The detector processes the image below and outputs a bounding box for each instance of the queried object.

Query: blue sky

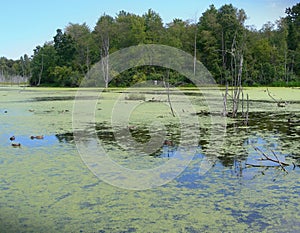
[0,0,298,60]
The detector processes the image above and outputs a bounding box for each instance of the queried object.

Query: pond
[0,86,299,232]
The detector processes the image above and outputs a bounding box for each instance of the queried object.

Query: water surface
[0,87,299,232]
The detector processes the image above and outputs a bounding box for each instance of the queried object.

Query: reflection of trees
[247,111,299,135]
[198,111,300,175]
[59,122,180,156]
[57,111,299,173]
[246,112,300,160]
[95,122,116,143]
[56,133,74,143]
[216,122,249,167]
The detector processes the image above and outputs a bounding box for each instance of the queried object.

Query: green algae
[0,86,299,232]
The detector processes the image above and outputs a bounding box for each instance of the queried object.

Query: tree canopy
[1,3,299,87]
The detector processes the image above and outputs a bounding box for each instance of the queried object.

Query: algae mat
[0,87,300,232]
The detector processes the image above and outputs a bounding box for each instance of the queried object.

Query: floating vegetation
[124,93,146,101]
[0,87,299,232]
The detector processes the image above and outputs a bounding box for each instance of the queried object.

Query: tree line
[1,3,299,87]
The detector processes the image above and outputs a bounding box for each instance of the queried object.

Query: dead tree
[245,93,249,125]
[96,15,112,88]
[230,33,244,118]
[37,54,44,86]
[266,88,287,107]
[222,31,249,120]
[222,83,228,117]
[101,35,109,89]
[193,23,197,77]
[163,69,175,117]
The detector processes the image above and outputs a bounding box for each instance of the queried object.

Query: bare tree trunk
[101,56,109,88]
[86,45,90,73]
[21,58,25,78]
[223,83,228,117]
[245,93,249,125]
[101,37,109,88]
[164,69,175,117]
[192,13,198,77]
[221,29,226,84]
[291,52,295,78]
[284,49,288,84]
[241,91,244,118]
[37,54,44,86]
[232,55,243,118]
[193,30,197,77]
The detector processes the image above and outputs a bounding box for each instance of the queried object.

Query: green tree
[217,4,247,81]
[11,4,300,87]
[65,23,96,75]
[51,65,81,86]
[20,54,31,78]
[30,43,58,85]
[53,29,76,66]
[115,11,146,48]
[143,9,164,43]
[93,14,116,88]
[285,3,300,77]
[198,5,222,82]
[163,19,189,49]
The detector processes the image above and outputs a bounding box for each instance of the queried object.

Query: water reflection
[55,133,74,143]
[51,139,297,187]
[57,110,299,161]
[31,109,299,188]
[2,134,58,148]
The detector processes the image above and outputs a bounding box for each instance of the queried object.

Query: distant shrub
[270,81,300,87]
[177,83,196,87]
[239,80,259,87]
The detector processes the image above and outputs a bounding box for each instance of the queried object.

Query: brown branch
[246,163,280,168]
[266,88,278,103]
[270,149,288,173]
[266,88,286,107]
[252,146,289,170]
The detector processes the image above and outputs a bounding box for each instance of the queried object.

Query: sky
[0,0,298,60]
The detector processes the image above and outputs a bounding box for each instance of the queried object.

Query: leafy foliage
[1,3,299,87]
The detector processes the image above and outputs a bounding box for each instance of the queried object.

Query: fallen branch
[252,146,289,173]
[245,163,280,168]
[266,88,286,107]
[270,149,288,173]
[253,146,289,166]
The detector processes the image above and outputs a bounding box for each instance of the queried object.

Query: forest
[0,3,299,87]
